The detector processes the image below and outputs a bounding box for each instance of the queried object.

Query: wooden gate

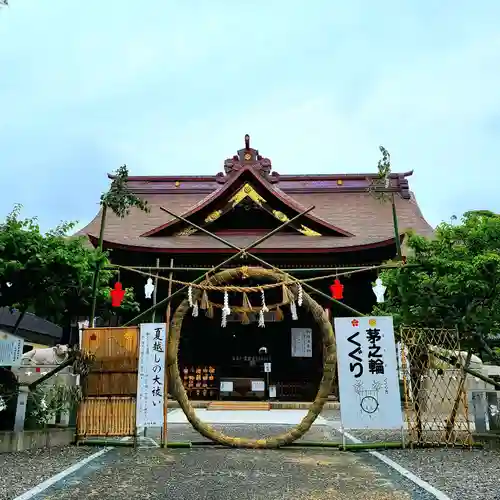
[77,327,139,439]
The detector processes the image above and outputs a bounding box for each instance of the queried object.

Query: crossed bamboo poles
[123,205,363,327]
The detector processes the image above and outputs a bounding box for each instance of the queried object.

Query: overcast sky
[1,1,499,231]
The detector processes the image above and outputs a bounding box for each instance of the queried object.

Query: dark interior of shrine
[177,282,324,401]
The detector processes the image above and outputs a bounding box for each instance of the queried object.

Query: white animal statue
[21,344,70,365]
[372,278,387,303]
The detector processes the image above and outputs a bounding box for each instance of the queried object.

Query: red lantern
[330,279,344,300]
[111,282,126,307]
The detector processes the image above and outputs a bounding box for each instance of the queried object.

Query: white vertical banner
[0,332,24,366]
[291,328,312,358]
[136,323,167,427]
[334,316,402,430]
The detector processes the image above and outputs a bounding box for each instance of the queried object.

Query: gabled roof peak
[221,134,279,182]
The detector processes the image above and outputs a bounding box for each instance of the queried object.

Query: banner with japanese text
[0,331,24,366]
[136,323,166,427]
[333,316,402,430]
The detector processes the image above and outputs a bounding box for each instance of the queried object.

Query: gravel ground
[383,448,500,500]
[28,446,428,499]
[0,445,102,500]
[2,409,498,499]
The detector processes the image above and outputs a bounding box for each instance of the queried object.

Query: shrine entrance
[178,298,323,402]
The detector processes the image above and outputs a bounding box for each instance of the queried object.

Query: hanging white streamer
[290,301,298,320]
[258,309,265,328]
[297,284,303,307]
[221,290,231,328]
[258,289,269,328]
[260,289,269,313]
[188,285,194,307]
[192,302,199,317]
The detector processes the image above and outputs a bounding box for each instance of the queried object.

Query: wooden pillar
[162,258,174,447]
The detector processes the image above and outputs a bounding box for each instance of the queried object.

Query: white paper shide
[334,316,402,430]
[136,323,167,427]
[291,328,312,358]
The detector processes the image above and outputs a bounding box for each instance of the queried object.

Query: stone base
[167,399,340,410]
[0,427,75,453]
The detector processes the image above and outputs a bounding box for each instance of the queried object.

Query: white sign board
[220,381,233,392]
[0,331,24,367]
[334,316,402,430]
[269,385,277,398]
[291,328,312,358]
[136,323,167,427]
[264,362,272,373]
[251,380,265,392]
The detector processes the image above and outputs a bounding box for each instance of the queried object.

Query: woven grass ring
[166,266,337,449]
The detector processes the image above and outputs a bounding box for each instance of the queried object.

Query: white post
[13,386,29,432]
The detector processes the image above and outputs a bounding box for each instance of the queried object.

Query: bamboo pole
[162,258,174,448]
[152,257,160,322]
[121,206,314,326]
[391,193,403,260]
[90,203,107,327]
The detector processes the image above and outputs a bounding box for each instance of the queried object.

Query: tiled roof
[77,188,433,252]
[77,136,432,252]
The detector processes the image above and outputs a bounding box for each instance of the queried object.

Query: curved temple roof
[78,136,433,253]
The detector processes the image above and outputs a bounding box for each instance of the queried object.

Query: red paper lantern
[330,279,344,300]
[111,282,126,307]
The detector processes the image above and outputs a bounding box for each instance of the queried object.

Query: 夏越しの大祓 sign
[136,323,167,427]
[333,316,402,430]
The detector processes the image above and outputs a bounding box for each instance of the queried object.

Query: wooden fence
[76,327,139,439]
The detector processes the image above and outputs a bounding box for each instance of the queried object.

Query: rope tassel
[205,303,214,319]
[282,284,295,304]
[240,312,250,325]
[200,290,209,310]
[242,292,252,310]
[275,305,284,321]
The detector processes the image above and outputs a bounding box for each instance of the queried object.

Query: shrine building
[78,136,433,401]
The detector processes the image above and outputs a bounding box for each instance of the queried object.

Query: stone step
[207,401,271,411]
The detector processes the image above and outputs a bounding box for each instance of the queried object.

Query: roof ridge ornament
[220,134,279,182]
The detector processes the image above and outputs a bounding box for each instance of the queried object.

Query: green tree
[0,204,139,341]
[374,210,500,359]
[89,164,149,324]
[368,146,402,259]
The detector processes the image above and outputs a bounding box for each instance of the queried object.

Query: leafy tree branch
[374,210,500,361]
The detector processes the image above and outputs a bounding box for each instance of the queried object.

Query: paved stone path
[30,446,419,500]
[20,421,438,499]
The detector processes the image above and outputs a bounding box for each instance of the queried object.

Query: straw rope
[112,262,396,293]
[167,266,337,449]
